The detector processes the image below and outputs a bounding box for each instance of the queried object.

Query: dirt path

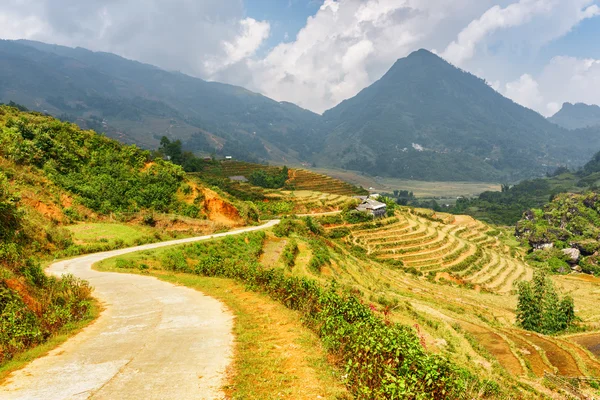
[1,220,279,400]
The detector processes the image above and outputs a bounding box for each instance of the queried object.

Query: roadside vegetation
[0,105,246,366]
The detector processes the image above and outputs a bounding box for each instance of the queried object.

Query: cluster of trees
[248,166,289,189]
[516,272,576,334]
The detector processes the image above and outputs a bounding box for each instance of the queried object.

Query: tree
[158,136,183,165]
[516,271,576,334]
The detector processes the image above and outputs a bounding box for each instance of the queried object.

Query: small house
[356,198,387,218]
[229,175,248,183]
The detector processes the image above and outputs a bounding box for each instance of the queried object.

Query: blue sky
[541,17,600,60]
[245,0,322,51]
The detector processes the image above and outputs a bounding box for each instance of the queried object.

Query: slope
[549,102,600,129]
[0,40,322,163]
[321,49,597,181]
[0,105,249,364]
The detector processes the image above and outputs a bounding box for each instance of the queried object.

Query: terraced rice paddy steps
[341,210,533,294]
[201,161,366,196]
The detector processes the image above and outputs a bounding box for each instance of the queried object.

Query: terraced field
[256,215,600,397]
[202,161,366,196]
[347,210,533,294]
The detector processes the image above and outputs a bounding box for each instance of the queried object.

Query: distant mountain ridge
[0,39,322,163]
[549,102,600,130]
[1,41,599,181]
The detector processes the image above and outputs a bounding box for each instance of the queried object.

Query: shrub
[280,239,299,268]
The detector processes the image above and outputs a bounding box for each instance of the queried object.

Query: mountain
[320,49,598,181]
[0,40,322,163]
[548,102,600,130]
[3,41,600,182]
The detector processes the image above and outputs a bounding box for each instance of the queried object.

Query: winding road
[0,220,279,400]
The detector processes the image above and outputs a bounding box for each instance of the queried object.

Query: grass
[0,299,101,383]
[95,261,349,400]
[66,222,157,246]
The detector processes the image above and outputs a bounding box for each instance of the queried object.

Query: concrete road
[0,220,279,400]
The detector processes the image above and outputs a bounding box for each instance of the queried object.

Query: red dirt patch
[21,196,63,221]
[462,322,524,376]
[4,279,42,316]
[203,188,243,226]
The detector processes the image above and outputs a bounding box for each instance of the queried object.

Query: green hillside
[321,49,599,181]
[448,147,600,225]
[0,105,250,363]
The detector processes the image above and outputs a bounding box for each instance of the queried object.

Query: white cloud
[442,0,554,66]
[504,56,600,116]
[238,0,600,113]
[504,74,545,111]
[0,0,265,77]
[205,18,270,75]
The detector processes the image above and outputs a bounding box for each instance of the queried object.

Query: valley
[1,33,600,399]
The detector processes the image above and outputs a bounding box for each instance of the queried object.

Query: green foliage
[155,232,477,398]
[307,239,331,273]
[516,271,576,334]
[327,227,351,239]
[517,192,600,274]
[0,271,92,364]
[273,218,308,238]
[280,239,299,268]
[304,216,324,235]
[0,106,185,214]
[248,166,289,189]
[342,210,373,224]
[378,196,397,217]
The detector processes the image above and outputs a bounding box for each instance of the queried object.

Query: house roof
[356,199,387,211]
[229,175,248,182]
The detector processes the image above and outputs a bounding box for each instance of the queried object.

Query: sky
[0,0,599,116]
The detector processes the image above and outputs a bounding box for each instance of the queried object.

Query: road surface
[1,220,279,400]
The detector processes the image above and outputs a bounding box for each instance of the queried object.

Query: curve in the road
[1,220,279,400]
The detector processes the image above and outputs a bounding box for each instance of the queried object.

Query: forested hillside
[449,149,600,225]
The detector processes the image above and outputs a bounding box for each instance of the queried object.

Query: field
[198,161,367,196]
[304,166,501,198]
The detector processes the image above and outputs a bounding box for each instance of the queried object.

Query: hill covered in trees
[320,49,599,181]
[0,105,252,362]
[445,148,600,226]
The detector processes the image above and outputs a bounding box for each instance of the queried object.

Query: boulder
[533,243,554,250]
[571,265,583,273]
[562,248,580,263]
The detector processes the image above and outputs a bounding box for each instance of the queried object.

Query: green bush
[280,239,299,268]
